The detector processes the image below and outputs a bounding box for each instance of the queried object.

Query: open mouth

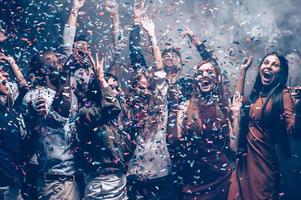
[164,58,173,66]
[164,65,180,75]
[201,80,211,87]
[261,70,275,84]
[0,79,7,86]
[198,78,214,92]
[263,71,273,79]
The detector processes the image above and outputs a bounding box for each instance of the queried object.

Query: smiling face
[163,52,181,68]
[41,51,64,72]
[259,55,281,86]
[195,62,218,93]
[134,74,151,101]
[162,51,182,76]
[40,51,64,87]
[73,40,92,69]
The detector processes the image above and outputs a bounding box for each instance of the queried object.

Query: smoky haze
[1,0,301,93]
[141,0,301,93]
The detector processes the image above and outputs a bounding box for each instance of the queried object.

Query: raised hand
[181,25,201,45]
[0,53,27,86]
[0,52,7,61]
[88,53,108,87]
[230,91,243,114]
[139,17,155,36]
[72,0,86,10]
[0,82,9,95]
[0,53,15,64]
[240,56,253,72]
[133,0,147,20]
[0,31,7,43]
[104,0,118,15]
[139,17,163,70]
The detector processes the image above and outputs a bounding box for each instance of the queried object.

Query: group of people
[1,0,301,200]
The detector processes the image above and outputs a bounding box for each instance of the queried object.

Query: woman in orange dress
[228,52,300,200]
[171,60,233,200]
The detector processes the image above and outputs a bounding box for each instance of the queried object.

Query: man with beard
[22,51,80,200]
[22,1,86,199]
[0,52,28,200]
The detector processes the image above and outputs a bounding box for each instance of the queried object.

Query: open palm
[72,0,85,9]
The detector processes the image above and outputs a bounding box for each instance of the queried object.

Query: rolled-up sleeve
[62,24,76,58]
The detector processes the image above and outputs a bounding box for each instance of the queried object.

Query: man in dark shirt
[76,53,129,199]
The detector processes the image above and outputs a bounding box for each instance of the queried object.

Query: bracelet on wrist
[8,60,16,65]
[16,77,25,84]
[71,8,79,15]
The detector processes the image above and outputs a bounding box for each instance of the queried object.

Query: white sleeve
[7,82,19,102]
[153,70,167,87]
[62,24,76,57]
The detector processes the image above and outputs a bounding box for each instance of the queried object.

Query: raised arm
[234,56,253,96]
[87,53,121,117]
[139,17,163,71]
[129,0,148,71]
[228,92,244,152]
[88,53,109,89]
[104,0,122,46]
[226,57,252,152]
[181,25,212,60]
[67,0,85,27]
[63,0,85,51]
[0,53,28,87]
[104,0,126,73]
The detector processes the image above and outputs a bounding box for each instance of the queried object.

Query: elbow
[156,62,164,70]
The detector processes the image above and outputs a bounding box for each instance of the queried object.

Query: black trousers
[21,163,38,200]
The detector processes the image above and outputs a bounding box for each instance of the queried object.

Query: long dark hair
[249,52,289,110]
[194,60,230,114]
[240,52,291,159]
